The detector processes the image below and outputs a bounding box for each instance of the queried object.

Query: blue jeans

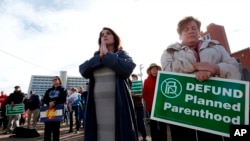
[63,109,69,123]
[69,105,80,131]
[78,105,85,128]
[135,107,147,139]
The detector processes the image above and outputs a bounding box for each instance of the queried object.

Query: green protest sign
[131,80,143,95]
[151,71,249,137]
[6,104,24,115]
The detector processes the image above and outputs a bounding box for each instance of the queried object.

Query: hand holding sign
[193,62,220,76]
[49,101,55,108]
[195,70,212,82]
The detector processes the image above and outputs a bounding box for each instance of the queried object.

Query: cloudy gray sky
[0,0,249,94]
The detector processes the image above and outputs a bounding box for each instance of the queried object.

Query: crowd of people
[0,79,89,141]
[1,16,245,141]
[0,87,47,134]
[78,16,242,141]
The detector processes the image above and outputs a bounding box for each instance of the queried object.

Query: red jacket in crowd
[0,93,8,108]
[142,74,157,111]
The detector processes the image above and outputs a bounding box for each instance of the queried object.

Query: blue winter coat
[79,50,138,141]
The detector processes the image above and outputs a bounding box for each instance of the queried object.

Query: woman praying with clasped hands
[79,27,138,141]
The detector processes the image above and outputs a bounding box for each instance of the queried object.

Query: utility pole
[138,64,143,80]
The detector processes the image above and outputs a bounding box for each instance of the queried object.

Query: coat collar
[166,40,220,51]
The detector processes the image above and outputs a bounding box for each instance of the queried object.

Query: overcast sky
[0,0,249,94]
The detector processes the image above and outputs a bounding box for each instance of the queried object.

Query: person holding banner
[161,16,241,141]
[42,76,67,141]
[79,27,138,141]
[130,74,148,141]
[3,86,24,134]
[142,63,167,141]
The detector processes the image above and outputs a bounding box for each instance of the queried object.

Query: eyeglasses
[52,79,58,81]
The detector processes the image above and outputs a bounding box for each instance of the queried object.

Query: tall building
[28,71,88,97]
[201,23,250,80]
[201,23,231,54]
[231,47,250,81]
[231,47,250,69]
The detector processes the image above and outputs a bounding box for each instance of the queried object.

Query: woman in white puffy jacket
[160,16,241,141]
[161,17,240,82]
[66,87,81,133]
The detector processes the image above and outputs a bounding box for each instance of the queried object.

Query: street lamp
[138,64,143,80]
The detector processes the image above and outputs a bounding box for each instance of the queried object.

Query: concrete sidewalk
[0,122,152,141]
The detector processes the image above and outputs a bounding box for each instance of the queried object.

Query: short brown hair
[70,87,78,92]
[177,16,201,35]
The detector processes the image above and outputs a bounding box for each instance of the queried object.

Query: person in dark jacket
[130,74,148,141]
[82,82,89,103]
[43,76,67,141]
[78,85,86,129]
[3,86,24,134]
[79,27,138,141]
[27,91,40,129]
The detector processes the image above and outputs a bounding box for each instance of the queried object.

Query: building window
[202,33,211,40]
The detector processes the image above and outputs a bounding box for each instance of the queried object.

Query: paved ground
[0,121,152,141]
[0,122,84,141]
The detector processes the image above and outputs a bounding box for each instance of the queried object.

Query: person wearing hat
[142,63,167,141]
[3,86,24,134]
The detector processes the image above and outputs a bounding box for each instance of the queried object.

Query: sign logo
[161,78,182,98]
[46,108,57,119]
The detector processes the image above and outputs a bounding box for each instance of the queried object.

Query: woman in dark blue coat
[79,27,138,141]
